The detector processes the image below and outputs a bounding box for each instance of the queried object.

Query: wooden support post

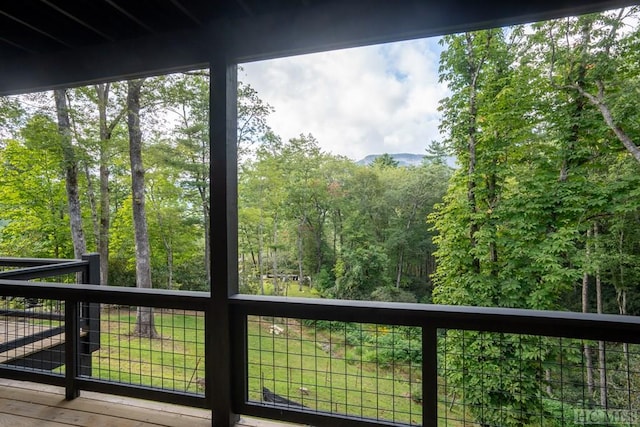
[209,24,240,427]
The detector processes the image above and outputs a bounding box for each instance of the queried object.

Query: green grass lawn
[258,282,322,298]
[91,308,205,394]
[247,315,424,425]
[88,296,467,426]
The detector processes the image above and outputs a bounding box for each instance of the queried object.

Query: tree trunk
[594,223,607,408]
[332,212,338,262]
[572,80,640,164]
[574,10,640,163]
[618,287,631,403]
[167,244,174,290]
[127,79,159,339]
[297,219,304,291]
[258,222,264,295]
[583,301,595,401]
[596,285,607,407]
[312,211,326,275]
[486,168,499,285]
[597,337,607,407]
[271,212,279,296]
[463,32,486,275]
[396,249,404,289]
[560,24,588,182]
[582,228,595,401]
[96,83,111,286]
[397,204,417,289]
[83,161,99,246]
[151,192,174,290]
[53,89,86,259]
[616,229,631,398]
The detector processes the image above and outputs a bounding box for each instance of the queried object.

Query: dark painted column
[208,32,240,427]
[65,299,79,400]
[423,325,438,427]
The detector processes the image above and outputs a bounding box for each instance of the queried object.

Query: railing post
[82,253,101,354]
[81,253,100,286]
[230,307,248,412]
[65,299,80,400]
[423,324,438,427]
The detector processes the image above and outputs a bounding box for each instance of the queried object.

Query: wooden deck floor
[0,319,67,363]
[0,378,300,427]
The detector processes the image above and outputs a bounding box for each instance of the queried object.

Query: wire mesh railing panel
[0,297,66,375]
[83,306,205,395]
[438,330,640,427]
[247,316,423,425]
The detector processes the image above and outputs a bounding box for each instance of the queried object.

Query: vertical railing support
[231,308,248,412]
[81,253,100,286]
[423,324,438,427]
[65,299,80,400]
[82,253,101,354]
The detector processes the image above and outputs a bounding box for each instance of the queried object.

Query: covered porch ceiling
[1,0,637,96]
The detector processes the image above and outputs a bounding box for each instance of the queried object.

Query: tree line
[239,137,450,300]
[0,73,272,336]
[0,71,450,304]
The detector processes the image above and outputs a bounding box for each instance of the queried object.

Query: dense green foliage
[239,134,451,299]
[431,7,640,426]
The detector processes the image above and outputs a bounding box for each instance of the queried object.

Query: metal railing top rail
[0,260,89,281]
[230,294,640,344]
[0,279,209,311]
[0,257,82,267]
[1,279,636,343]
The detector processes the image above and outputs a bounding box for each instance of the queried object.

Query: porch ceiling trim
[1,0,637,96]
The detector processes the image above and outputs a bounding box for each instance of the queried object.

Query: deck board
[0,379,301,427]
[0,319,56,344]
[0,380,209,426]
[0,319,89,364]
[0,333,66,363]
[0,412,72,427]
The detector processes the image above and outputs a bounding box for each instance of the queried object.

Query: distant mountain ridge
[356,153,426,167]
[356,153,457,168]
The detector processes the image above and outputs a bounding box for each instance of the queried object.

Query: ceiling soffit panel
[0,0,637,95]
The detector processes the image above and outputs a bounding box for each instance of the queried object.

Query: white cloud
[240,37,449,161]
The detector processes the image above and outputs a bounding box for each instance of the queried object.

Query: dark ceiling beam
[168,0,203,25]
[0,28,208,96]
[0,8,73,49]
[227,0,640,63]
[0,36,35,55]
[1,0,637,96]
[41,0,115,42]
[235,0,255,16]
[104,0,156,34]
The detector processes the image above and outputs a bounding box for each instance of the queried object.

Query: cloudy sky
[240,36,449,162]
